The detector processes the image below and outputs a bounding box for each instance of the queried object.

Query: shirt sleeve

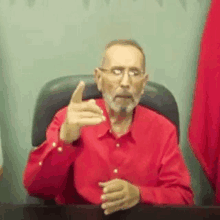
[138,129,194,205]
[23,108,81,200]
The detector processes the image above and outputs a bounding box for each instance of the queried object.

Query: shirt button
[52,142,56,147]
[39,161,42,166]
[116,143,120,148]
[113,169,118,174]
[57,147,63,152]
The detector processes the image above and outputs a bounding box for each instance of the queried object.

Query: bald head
[101,39,146,72]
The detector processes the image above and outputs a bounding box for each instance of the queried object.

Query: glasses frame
[98,67,145,78]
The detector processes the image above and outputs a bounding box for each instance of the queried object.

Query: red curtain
[188,0,220,204]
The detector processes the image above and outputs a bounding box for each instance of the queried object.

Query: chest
[73,132,161,186]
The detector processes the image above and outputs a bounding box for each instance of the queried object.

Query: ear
[94,68,102,92]
[141,73,149,95]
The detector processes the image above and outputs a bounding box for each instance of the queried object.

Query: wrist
[60,122,80,143]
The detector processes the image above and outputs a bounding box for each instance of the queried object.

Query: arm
[23,110,80,200]
[139,130,194,205]
[23,81,105,200]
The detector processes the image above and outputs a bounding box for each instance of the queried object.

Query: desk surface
[1,204,220,220]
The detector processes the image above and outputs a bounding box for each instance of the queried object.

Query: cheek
[102,77,118,94]
[133,82,144,97]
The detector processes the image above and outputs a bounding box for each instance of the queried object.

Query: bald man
[23,39,194,215]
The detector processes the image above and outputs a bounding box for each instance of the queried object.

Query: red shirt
[23,98,194,205]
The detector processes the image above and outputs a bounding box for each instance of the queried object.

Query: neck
[104,101,134,136]
[105,103,133,122]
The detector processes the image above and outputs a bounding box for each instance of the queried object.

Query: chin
[111,103,136,113]
[103,92,139,113]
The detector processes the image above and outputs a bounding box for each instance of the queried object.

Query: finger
[102,199,125,213]
[104,205,123,215]
[69,101,103,115]
[76,118,105,127]
[105,204,127,215]
[99,178,119,187]
[103,183,124,194]
[70,81,85,104]
[77,112,106,120]
[88,99,96,104]
[101,191,125,202]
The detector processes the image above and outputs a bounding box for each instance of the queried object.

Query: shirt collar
[95,99,112,138]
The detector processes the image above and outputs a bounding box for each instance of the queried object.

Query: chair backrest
[32,75,180,146]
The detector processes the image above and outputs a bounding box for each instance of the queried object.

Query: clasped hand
[99,179,140,215]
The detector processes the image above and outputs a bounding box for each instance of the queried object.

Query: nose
[120,72,131,89]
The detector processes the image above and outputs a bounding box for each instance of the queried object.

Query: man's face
[96,45,148,113]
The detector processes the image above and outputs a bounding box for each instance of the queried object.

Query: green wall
[0,0,212,205]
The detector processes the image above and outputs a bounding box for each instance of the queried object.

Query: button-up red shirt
[23,98,194,205]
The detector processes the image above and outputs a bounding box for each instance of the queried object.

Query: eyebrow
[111,66,124,70]
[111,66,141,70]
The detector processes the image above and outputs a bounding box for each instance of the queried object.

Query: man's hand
[99,179,140,215]
[60,81,105,143]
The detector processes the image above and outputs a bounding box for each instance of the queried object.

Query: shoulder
[135,104,177,133]
[134,105,179,154]
[46,106,68,134]
[51,106,68,124]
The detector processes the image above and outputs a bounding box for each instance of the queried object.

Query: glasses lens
[112,69,123,75]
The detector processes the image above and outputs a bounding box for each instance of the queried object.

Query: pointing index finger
[70,81,85,104]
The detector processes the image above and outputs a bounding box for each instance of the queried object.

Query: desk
[1,204,220,220]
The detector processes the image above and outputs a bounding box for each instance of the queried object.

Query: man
[23,39,194,215]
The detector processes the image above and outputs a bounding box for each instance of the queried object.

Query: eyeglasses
[98,67,145,78]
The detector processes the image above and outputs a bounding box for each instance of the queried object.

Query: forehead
[103,45,144,68]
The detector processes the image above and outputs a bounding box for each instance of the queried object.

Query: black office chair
[26,75,180,205]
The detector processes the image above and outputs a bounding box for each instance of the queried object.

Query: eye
[112,69,123,75]
[129,70,140,76]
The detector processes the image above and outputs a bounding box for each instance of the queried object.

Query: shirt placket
[109,133,127,179]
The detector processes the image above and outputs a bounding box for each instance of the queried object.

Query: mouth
[115,95,133,100]
[116,96,131,98]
